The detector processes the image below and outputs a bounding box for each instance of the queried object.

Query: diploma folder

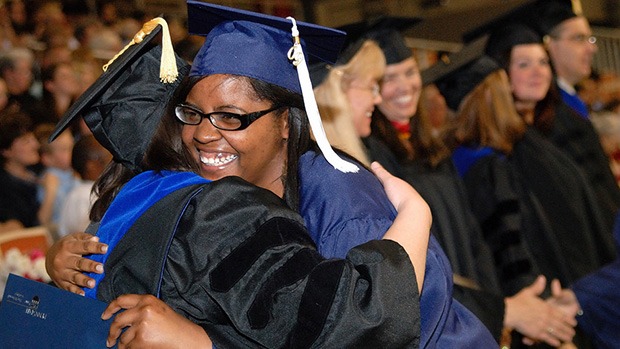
[0,273,115,348]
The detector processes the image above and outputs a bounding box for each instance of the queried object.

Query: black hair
[0,110,33,166]
[92,74,311,220]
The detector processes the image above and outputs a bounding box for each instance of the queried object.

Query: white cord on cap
[286,17,359,173]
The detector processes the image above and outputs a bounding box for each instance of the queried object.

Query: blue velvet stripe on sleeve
[83,170,210,299]
[451,145,494,178]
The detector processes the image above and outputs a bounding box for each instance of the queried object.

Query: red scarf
[391,120,411,140]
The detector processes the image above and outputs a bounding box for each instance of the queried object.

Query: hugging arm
[45,231,107,295]
[102,178,420,348]
[371,162,431,290]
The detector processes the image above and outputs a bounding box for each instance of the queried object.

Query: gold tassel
[571,0,583,15]
[102,17,179,84]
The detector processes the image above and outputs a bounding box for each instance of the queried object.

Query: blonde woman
[313,39,385,166]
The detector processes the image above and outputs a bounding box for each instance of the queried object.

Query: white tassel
[286,17,359,173]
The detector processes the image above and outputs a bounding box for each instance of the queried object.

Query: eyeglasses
[552,34,597,45]
[350,83,381,97]
[175,104,283,131]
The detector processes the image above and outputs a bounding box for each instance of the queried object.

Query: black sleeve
[161,177,420,349]
[462,156,537,296]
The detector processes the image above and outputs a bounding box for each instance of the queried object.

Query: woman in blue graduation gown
[47,4,430,348]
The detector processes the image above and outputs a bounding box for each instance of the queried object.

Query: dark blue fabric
[83,171,209,299]
[187,1,346,94]
[299,150,497,348]
[559,88,589,119]
[572,212,620,348]
[451,145,495,178]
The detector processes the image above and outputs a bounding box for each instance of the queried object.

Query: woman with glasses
[308,23,497,347]
[45,4,433,348]
[312,39,384,167]
[483,22,617,348]
[531,0,620,235]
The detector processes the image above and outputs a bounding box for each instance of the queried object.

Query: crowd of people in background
[2,0,620,347]
[0,0,193,235]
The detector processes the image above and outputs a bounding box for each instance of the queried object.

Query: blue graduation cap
[186,0,359,173]
[187,0,345,95]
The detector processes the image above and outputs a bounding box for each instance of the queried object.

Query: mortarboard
[485,23,542,68]
[422,36,500,111]
[187,0,345,95]
[186,0,359,173]
[49,18,191,172]
[309,16,420,87]
[337,16,421,65]
[531,0,577,36]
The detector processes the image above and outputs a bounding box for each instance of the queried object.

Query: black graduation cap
[49,18,191,172]
[422,36,500,111]
[485,23,542,68]
[460,0,539,43]
[308,16,420,87]
[186,0,359,173]
[530,0,577,36]
[404,0,538,47]
[461,0,577,40]
[337,16,421,65]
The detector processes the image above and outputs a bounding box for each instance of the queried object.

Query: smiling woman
[44,2,434,348]
[179,75,291,197]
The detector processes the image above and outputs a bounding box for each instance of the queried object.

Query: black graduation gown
[363,135,403,178]
[364,137,506,342]
[452,144,544,296]
[511,128,616,282]
[95,172,420,349]
[543,93,620,234]
[400,159,506,341]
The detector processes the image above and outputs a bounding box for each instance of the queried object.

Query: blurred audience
[57,134,111,238]
[41,61,79,123]
[33,123,78,229]
[0,47,45,122]
[0,110,40,231]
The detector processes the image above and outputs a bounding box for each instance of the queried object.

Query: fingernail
[87,279,95,288]
[95,264,104,272]
[100,245,108,253]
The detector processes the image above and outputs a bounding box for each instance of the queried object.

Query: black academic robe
[454,128,609,349]
[452,143,544,296]
[543,92,620,234]
[511,128,616,283]
[364,137,506,342]
[95,171,420,348]
[401,159,507,341]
